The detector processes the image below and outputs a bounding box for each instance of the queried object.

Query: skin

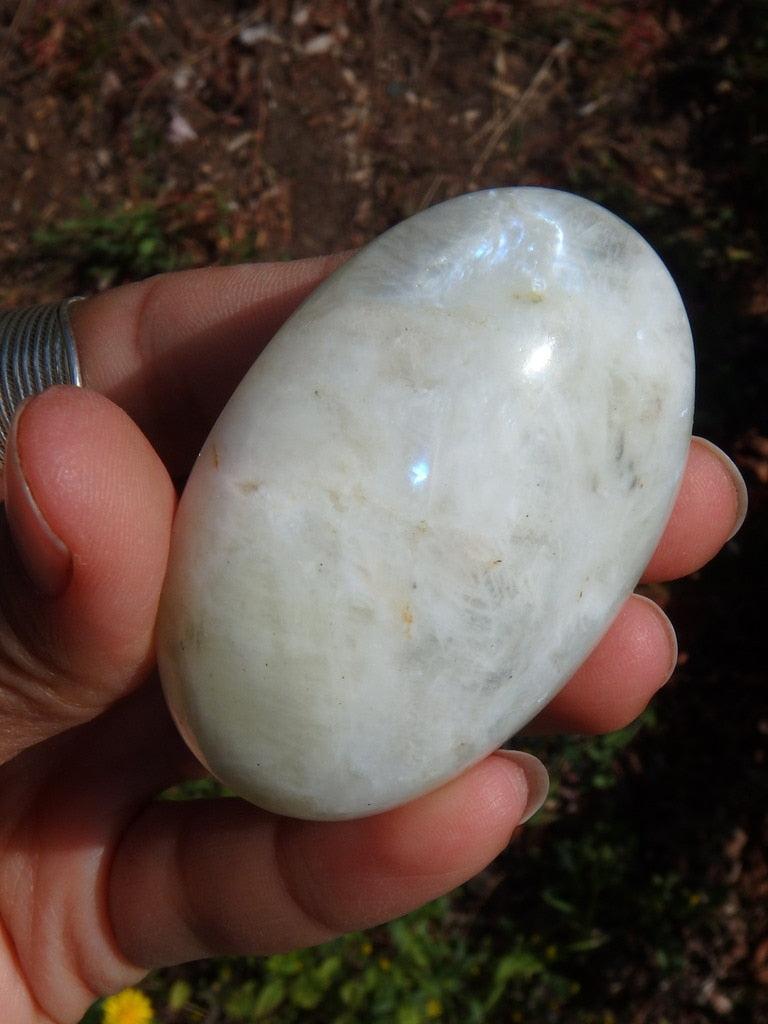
[0,255,747,1023]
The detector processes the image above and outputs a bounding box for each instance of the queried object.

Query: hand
[0,256,746,1023]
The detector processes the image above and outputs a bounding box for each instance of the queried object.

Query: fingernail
[4,400,72,597]
[633,593,679,681]
[692,436,749,541]
[494,749,550,824]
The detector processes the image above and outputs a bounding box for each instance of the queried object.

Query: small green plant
[124,896,576,1024]
[32,201,191,288]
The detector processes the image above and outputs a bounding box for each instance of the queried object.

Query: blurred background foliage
[1,1,767,1022]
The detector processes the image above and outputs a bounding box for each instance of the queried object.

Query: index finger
[70,255,350,477]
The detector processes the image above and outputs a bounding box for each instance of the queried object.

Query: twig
[419,172,446,211]
[132,6,268,115]
[468,37,572,182]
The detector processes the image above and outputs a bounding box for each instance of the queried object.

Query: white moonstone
[157,188,695,820]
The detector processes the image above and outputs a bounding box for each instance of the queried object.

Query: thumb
[0,385,175,762]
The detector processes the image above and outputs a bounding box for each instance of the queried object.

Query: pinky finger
[525,594,678,735]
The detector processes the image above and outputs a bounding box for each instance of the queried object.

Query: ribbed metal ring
[0,297,84,466]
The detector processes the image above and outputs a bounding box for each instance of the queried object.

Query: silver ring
[0,297,84,465]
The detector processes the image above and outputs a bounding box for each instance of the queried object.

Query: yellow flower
[102,988,154,1024]
[361,940,373,956]
[378,956,392,971]
[426,997,443,1018]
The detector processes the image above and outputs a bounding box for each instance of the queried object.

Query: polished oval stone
[157,188,695,820]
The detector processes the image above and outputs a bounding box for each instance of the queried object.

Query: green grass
[32,202,192,289]
[30,192,258,292]
[85,896,584,1024]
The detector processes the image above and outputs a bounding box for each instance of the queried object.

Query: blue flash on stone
[409,459,430,487]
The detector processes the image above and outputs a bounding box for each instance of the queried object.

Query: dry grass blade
[469,37,572,182]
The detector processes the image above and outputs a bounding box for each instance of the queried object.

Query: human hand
[0,256,747,1022]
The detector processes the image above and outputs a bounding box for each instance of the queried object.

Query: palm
[0,684,182,1022]
[0,257,745,1024]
